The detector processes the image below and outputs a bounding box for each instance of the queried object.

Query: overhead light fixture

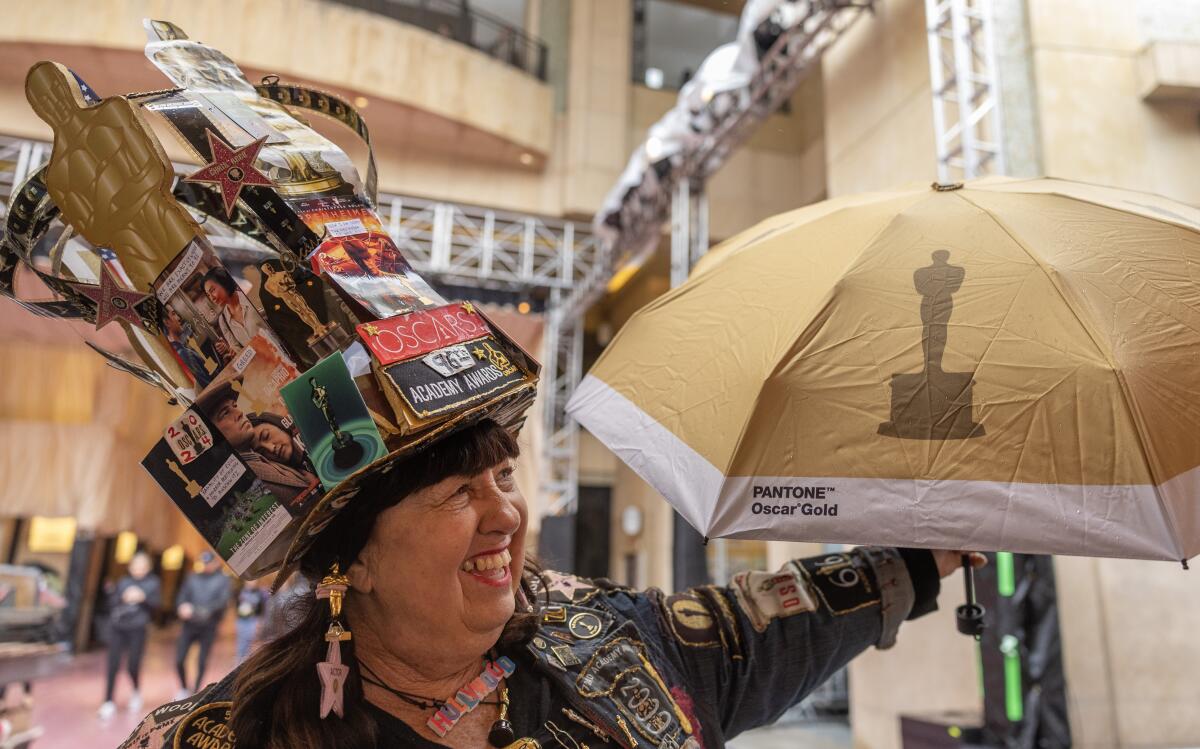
[114,531,138,564]
[353,95,369,109]
[161,544,185,571]
[519,152,534,166]
[644,67,664,89]
[606,256,647,294]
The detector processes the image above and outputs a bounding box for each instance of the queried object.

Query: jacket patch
[575,630,697,748]
[730,565,817,632]
[119,694,207,749]
[661,593,720,649]
[540,571,599,604]
[797,553,880,616]
[171,701,235,749]
[694,586,743,660]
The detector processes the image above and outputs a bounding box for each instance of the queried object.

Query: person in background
[234,579,268,663]
[98,551,160,721]
[174,551,231,700]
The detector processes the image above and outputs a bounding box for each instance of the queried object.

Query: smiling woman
[121,417,966,749]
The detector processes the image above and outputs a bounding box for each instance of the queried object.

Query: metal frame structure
[575,1,877,321]
[925,0,1006,181]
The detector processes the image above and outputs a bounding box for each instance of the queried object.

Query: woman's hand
[930,550,987,579]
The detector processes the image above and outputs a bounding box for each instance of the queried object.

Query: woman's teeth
[462,549,511,574]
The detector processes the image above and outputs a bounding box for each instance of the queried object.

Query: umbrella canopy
[568,178,1200,562]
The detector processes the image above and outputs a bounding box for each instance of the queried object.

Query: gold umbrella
[569,178,1200,563]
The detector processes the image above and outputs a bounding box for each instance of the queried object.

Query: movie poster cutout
[253,257,356,370]
[142,425,292,577]
[153,240,290,378]
[191,342,322,514]
[280,353,387,487]
[293,195,445,318]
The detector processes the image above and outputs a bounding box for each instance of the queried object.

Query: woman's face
[204,279,231,307]
[254,422,294,464]
[350,457,527,658]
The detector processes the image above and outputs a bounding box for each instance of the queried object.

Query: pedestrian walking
[98,551,159,720]
[234,579,268,662]
[173,551,231,700]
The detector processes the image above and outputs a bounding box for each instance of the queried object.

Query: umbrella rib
[717,196,935,493]
[955,190,1186,559]
[1015,178,1200,236]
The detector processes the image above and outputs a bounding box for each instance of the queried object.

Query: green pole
[1000,634,1024,722]
[997,551,1015,597]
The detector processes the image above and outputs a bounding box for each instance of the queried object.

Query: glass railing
[324,0,549,81]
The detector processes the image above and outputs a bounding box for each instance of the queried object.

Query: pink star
[317,661,349,718]
[184,130,273,217]
[543,571,591,602]
[69,262,151,330]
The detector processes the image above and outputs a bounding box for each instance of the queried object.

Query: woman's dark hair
[248,412,304,467]
[231,419,541,748]
[202,266,238,296]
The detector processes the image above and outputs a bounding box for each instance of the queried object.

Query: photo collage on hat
[141,408,292,578]
[291,193,446,319]
[127,21,539,577]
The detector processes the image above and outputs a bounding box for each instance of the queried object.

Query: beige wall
[609,464,674,590]
[1024,5,1200,746]
[0,0,554,156]
[1028,0,1200,206]
[822,0,937,197]
[562,0,634,216]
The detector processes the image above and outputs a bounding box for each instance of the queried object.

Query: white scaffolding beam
[925,0,1006,181]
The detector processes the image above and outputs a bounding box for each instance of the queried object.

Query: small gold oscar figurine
[166,459,203,499]
[260,262,331,342]
[310,377,364,469]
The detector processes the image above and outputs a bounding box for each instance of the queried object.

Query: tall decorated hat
[1,20,539,579]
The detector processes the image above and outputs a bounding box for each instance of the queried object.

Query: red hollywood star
[70,262,152,330]
[184,130,273,217]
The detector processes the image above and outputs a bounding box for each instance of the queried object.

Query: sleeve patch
[661,592,721,648]
[796,552,880,616]
[730,567,817,632]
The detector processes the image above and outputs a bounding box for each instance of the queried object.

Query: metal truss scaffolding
[925,0,1006,181]
[579,0,876,319]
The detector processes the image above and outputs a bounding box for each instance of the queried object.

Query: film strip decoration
[1,167,162,332]
[140,90,324,262]
[255,78,379,208]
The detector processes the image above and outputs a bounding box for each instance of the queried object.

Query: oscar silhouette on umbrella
[310,377,364,469]
[879,250,985,440]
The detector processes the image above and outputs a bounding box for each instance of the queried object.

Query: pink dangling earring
[315,563,352,719]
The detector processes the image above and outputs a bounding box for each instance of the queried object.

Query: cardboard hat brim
[272,382,537,590]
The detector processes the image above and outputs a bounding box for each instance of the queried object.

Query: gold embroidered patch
[663,593,720,648]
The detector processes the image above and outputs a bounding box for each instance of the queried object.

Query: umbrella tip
[932,181,964,192]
